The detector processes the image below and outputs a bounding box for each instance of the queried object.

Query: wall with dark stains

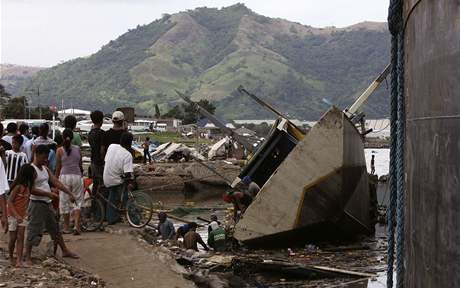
[404,0,460,286]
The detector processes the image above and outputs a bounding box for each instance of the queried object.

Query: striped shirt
[5,150,28,182]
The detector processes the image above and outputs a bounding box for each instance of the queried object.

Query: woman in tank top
[56,129,83,235]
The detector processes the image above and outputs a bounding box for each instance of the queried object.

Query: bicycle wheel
[81,198,105,232]
[126,191,153,228]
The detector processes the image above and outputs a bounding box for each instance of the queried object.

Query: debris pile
[0,256,105,287]
[135,216,387,288]
[152,142,206,162]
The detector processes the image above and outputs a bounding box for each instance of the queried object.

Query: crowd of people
[0,110,135,267]
[0,109,260,267]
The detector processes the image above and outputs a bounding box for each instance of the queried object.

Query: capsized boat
[233,107,372,245]
[176,65,389,246]
[232,66,389,246]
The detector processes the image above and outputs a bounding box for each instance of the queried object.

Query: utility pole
[23,97,27,119]
[38,87,42,119]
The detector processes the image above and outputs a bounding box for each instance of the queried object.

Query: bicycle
[81,182,154,231]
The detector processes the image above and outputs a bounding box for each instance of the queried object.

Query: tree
[3,96,27,119]
[154,104,161,119]
[163,99,216,125]
[163,105,183,119]
[0,84,11,118]
[2,96,56,120]
[30,107,56,120]
[182,99,216,125]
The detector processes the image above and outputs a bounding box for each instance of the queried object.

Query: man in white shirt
[24,126,39,162]
[1,122,18,145]
[0,157,8,232]
[103,132,134,225]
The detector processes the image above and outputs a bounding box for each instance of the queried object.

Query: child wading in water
[7,164,36,267]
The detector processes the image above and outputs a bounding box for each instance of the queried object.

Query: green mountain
[22,4,390,120]
[0,64,45,97]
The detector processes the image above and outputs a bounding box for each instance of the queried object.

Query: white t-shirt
[1,135,13,145]
[24,137,35,161]
[0,160,9,195]
[30,163,52,203]
[103,144,133,188]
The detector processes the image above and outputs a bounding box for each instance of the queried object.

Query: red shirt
[83,177,93,193]
[7,185,30,218]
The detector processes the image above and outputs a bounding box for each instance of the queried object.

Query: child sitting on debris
[7,164,35,267]
[183,222,209,252]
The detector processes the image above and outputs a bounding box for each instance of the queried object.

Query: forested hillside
[21,4,390,120]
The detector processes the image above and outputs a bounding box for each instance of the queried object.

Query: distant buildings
[58,108,91,120]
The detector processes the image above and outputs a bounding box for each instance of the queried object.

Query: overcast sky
[1,0,389,67]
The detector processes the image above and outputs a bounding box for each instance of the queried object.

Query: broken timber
[232,257,375,279]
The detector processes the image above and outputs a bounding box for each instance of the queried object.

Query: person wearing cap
[102,111,126,154]
[242,176,260,198]
[207,221,226,252]
[207,214,221,234]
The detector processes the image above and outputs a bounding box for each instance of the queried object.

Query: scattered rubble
[0,252,104,288]
[152,142,206,162]
[134,221,388,288]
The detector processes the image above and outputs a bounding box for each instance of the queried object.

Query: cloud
[1,0,389,66]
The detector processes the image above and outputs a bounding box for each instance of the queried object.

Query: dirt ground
[0,237,104,288]
[65,228,195,288]
[0,225,195,288]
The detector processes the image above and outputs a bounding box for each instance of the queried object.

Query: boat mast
[175,90,255,153]
[345,64,391,118]
[237,85,304,133]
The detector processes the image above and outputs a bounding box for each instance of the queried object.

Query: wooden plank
[311,266,375,278]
